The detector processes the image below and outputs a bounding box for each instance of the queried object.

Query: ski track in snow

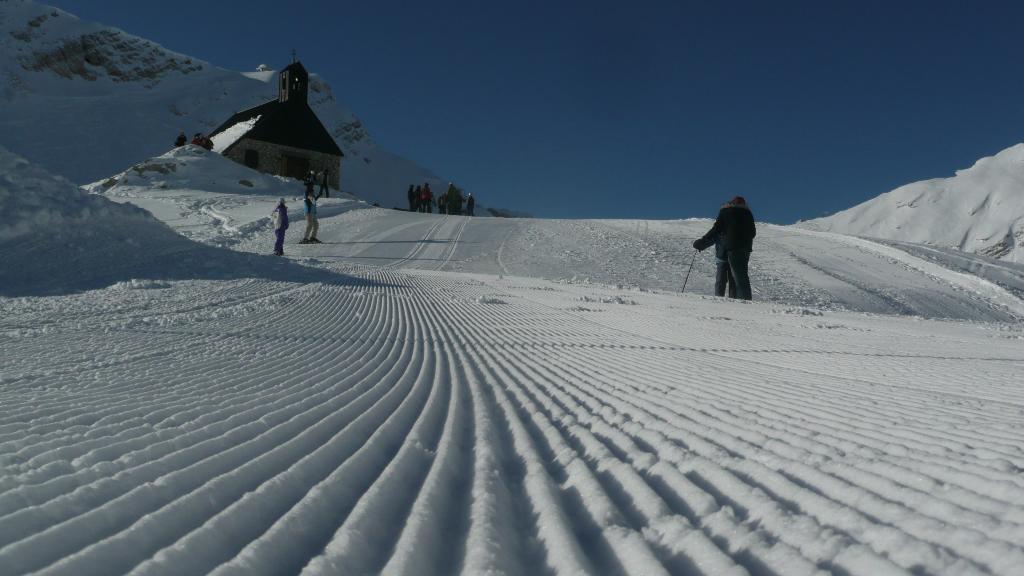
[4,194,1024,574]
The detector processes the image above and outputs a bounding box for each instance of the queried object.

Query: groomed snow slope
[96,149,1024,322]
[3,262,1024,575]
[3,155,1024,574]
[801,144,1024,263]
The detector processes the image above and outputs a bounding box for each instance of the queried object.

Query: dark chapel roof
[209,62,344,157]
[209,101,343,157]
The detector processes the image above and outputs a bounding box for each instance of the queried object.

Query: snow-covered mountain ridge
[801,143,1024,263]
[8,10,203,84]
[0,0,447,208]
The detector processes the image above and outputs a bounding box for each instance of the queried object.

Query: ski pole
[681,249,698,294]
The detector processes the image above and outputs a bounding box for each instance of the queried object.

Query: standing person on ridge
[271,198,289,256]
[407,185,416,211]
[418,185,428,212]
[693,196,756,300]
[320,169,330,198]
[466,193,475,216]
[445,183,458,215]
[422,182,433,214]
[455,189,465,216]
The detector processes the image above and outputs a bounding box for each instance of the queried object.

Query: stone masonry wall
[225,139,341,190]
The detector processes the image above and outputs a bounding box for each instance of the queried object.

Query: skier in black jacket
[712,205,736,298]
[693,196,756,300]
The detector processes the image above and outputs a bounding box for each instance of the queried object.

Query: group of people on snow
[174,131,213,151]
[269,171,327,255]
[270,175,756,302]
[407,183,433,213]
[171,126,754,302]
[308,169,331,199]
[406,182,474,216]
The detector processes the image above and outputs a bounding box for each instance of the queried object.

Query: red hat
[730,196,747,206]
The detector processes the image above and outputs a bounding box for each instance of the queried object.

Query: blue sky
[48,0,1024,222]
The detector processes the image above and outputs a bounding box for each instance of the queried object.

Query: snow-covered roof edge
[211,115,260,154]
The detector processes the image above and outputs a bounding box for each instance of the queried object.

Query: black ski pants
[727,250,752,300]
[715,260,736,298]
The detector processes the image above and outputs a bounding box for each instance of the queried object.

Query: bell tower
[278,58,309,105]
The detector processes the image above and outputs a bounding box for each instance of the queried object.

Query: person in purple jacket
[271,198,289,256]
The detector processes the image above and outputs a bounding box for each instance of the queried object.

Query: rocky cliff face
[18,29,203,83]
[7,9,57,42]
[308,74,371,147]
[5,4,203,86]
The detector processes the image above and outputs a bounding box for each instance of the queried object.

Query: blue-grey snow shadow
[0,227,384,297]
[878,239,1024,300]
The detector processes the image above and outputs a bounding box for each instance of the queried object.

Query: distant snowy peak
[802,143,1024,263]
[2,1,204,89]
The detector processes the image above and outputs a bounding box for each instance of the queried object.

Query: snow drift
[801,143,1024,263]
[0,146,357,296]
[92,144,322,199]
[90,145,375,251]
